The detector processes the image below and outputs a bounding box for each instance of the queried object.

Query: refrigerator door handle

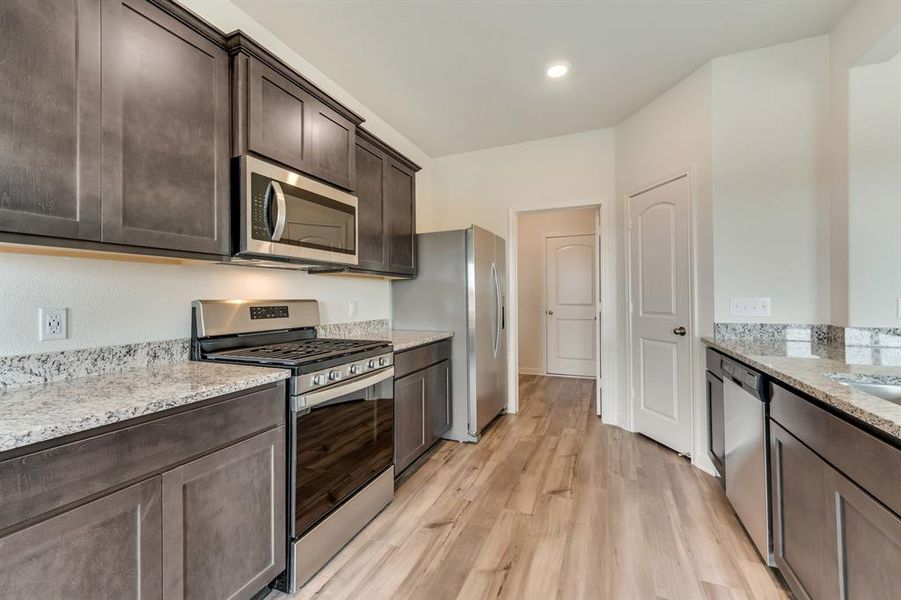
[491,262,501,358]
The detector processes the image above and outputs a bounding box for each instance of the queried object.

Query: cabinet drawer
[0,383,284,533]
[770,383,901,516]
[394,339,451,379]
[706,347,723,378]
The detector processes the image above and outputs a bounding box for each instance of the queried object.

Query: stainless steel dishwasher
[721,356,774,567]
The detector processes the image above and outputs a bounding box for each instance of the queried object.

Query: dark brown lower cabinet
[395,369,429,474]
[0,477,163,599]
[0,382,286,600]
[394,341,452,475]
[770,422,838,600]
[163,426,285,600]
[706,370,725,480]
[771,420,901,600]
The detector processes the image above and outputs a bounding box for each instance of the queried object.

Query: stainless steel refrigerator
[392,225,507,442]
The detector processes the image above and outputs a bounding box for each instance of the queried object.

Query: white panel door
[629,175,692,454]
[546,234,596,377]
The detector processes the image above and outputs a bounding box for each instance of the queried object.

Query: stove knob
[367,359,377,369]
[312,374,326,386]
[379,357,388,367]
[350,364,361,375]
[328,370,342,381]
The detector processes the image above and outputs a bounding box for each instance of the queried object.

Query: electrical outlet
[39,308,68,341]
[730,298,772,318]
[348,299,358,319]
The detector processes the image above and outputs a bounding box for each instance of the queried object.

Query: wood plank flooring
[270,375,788,600]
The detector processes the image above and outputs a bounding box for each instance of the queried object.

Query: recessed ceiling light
[546,62,569,79]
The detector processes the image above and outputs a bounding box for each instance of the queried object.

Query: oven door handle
[293,367,394,412]
[266,180,287,242]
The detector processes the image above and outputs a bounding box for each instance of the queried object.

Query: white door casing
[628,175,692,454]
[546,234,596,377]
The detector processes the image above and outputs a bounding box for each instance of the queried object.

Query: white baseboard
[518,367,545,376]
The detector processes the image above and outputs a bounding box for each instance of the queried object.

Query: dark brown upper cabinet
[0,0,102,241]
[100,0,230,255]
[350,128,420,278]
[385,157,417,276]
[0,0,230,258]
[228,33,362,192]
[355,136,389,271]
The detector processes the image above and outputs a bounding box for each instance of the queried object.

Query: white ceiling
[234,0,852,157]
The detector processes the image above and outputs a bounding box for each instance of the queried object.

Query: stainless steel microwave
[236,155,358,265]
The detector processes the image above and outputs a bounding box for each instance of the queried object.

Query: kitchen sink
[844,382,901,405]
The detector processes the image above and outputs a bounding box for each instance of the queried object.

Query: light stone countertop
[328,329,454,352]
[704,337,901,441]
[0,361,290,454]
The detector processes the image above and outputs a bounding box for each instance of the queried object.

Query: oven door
[241,155,358,265]
[290,367,394,539]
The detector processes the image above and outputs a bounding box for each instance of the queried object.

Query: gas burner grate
[205,338,388,366]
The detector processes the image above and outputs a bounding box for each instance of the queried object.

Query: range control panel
[296,352,394,396]
[249,305,289,320]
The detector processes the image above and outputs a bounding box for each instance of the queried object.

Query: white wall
[428,128,616,236]
[828,1,901,325]
[0,252,389,356]
[711,36,831,324]
[615,65,714,472]
[0,0,432,358]
[516,208,596,374]
[847,51,901,326]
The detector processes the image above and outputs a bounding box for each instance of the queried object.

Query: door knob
[547,310,554,315]
[673,326,687,336]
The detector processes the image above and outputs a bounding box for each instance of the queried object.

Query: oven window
[251,173,356,254]
[294,376,393,536]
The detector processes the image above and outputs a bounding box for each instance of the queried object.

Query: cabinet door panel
[247,58,313,173]
[770,422,838,600]
[385,159,416,275]
[311,104,355,190]
[0,477,162,599]
[428,360,452,440]
[395,371,428,474]
[706,372,725,478]
[831,471,901,599]
[162,427,285,600]
[101,0,229,254]
[355,139,387,270]
[0,0,101,240]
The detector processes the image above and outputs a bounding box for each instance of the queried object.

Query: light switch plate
[730,298,772,318]
[39,307,68,341]
[348,299,358,319]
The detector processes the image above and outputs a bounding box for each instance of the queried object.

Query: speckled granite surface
[713,323,828,343]
[327,328,453,352]
[704,337,901,440]
[0,339,190,389]
[0,362,289,454]
[316,319,391,338]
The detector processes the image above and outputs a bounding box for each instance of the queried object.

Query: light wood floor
[271,375,788,600]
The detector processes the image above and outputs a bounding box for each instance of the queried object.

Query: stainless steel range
[191,299,395,593]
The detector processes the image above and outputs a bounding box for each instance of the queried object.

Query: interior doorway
[509,204,609,416]
[545,234,596,377]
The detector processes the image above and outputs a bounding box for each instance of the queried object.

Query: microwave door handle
[267,181,287,242]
